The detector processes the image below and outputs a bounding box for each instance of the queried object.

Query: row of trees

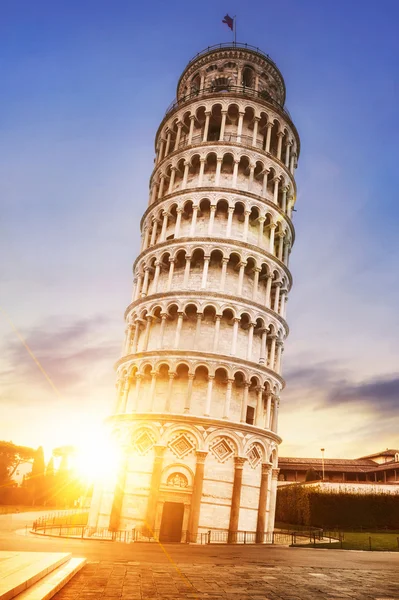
[0,441,89,507]
[276,484,399,529]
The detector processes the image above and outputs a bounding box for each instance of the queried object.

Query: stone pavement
[53,560,399,600]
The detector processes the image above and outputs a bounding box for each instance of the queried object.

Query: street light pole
[321,448,325,482]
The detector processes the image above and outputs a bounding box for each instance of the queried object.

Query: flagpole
[234,16,237,45]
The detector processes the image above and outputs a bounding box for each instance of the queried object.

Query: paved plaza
[53,557,399,600]
[2,512,399,600]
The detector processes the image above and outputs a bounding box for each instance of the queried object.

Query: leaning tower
[89,43,300,543]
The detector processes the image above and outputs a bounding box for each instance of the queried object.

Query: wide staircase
[0,552,86,600]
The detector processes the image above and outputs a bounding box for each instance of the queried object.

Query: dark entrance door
[159,502,184,542]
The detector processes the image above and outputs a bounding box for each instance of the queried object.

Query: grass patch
[301,531,399,551]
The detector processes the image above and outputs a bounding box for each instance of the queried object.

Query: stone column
[269,223,276,253]
[269,336,277,368]
[167,259,175,291]
[213,157,221,186]
[188,115,195,144]
[168,167,176,194]
[204,375,214,416]
[228,457,247,543]
[255,387,263,427]
[277,234,284,261]
[175,121,183,149]
[265,274,273,307]
[277,131,284,160]
[190,205,198,236]
[223,378,233,419]
[220,258,228,291]
[141,267,150,297]
[201,256,210,289]
[232,159,239,188]
[208,205,216,235]
[159,313,167,348]
[188,450,208,544]
[158,138,165,163]
[273,177,280,205]
[142,226,150,251]
[153,261,161,293]
[281,186,288,213]
[174,312,184,348]
[202,111,211,142]
[240,381,250,422]
[158,174,165,199]
[262,169,269,197]
[252,268,260,301]
[237,262,246,295]
[174,208,182,237]
[165,372,175,412]
[285,141,292,168]
[256,463,272,543]
[265,393,272,429]
[150,218,159,246]
[164,131,171,156]
[230,318,240,356]
[159,212,169,242]
[272,397,280,432]
[213,315,221,352]
[273,283,281,312]
[184,373,195,413]
[149,371,157,410]
[187,450,208,542]
[182,161,189,188]
[248,164,255,191]
[198,158,205,186]
[132,320,141,352]
[145,445,167,533]
[226,206,234,237]
[265,122,273,153]
[243,210,250,241]
[194,312,203,347]
[259,328,268,365]
[183,256,191,287]
[120,375,131,413]
[252,117,259,146]
[237,111,244,142]
[132,373,142,412]
[246,322,254,360]
[219,110,227,141]
[143,316,152,351]
[267,468,280,533]
[257,216,265,247]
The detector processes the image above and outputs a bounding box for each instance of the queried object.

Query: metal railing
[31,522,295,545]
[164,85,292,121]
[185,43,280,73]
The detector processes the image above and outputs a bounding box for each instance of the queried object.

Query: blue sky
[1,0,399,459]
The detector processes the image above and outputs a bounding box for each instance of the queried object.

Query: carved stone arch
[201,300,221,315]
[148,302,163,318]
[161,463,195,488]
[153,359,172,374]
[205,429,243,457]
[162,423,204,452]
[131,423,161,454]
[232,366,250,384]
[139,360,154,376]
[219,302,237,319]
[244,438,269,467]
[171,246,188,261]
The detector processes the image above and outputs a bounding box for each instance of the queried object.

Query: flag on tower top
[222,14,234,31]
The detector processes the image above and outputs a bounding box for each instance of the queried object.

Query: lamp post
[321,448,325,482]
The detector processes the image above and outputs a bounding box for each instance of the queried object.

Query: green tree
[0,441,35,485]
[29,446,46,505]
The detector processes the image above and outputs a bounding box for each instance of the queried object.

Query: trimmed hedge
[276,485,399,529]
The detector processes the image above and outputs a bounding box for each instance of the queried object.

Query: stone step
[15,558,86,600]
[0,553,71,600]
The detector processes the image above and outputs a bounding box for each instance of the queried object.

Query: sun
[70,424,123,487]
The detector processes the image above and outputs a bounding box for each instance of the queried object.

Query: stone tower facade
[89,43,300,543]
